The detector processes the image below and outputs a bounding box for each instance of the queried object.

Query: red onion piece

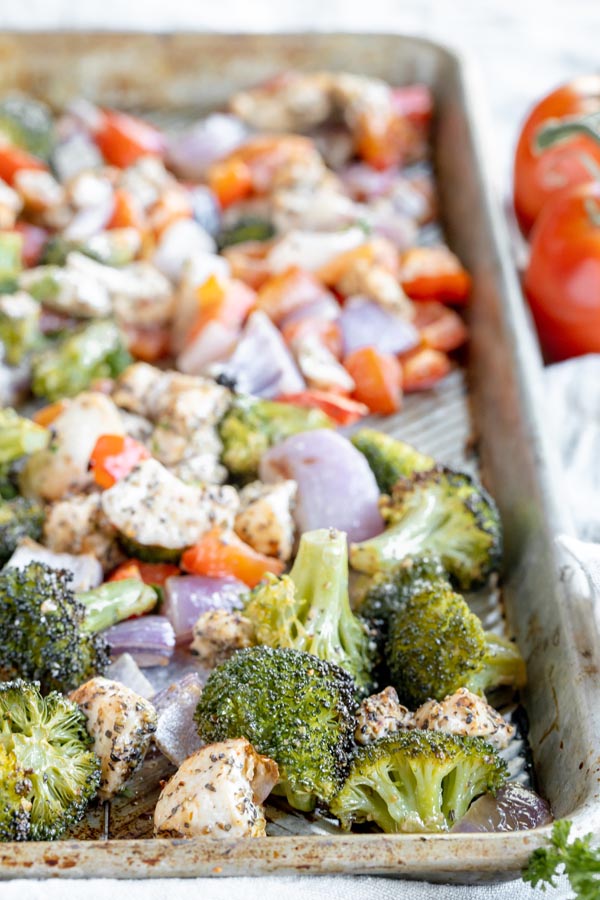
[108,652,155,700]
[260,429,384,542]
[340,296,419,356]
[452,783,553,833]
[279,292,341,329]
[63,196,114,242]
[340,163,397,200]
[163,575,247,645]
[105,615,176,667]
[167,114,248,180]
[153,673,204,766]
[212,310,305,398]
[188,185,221,236]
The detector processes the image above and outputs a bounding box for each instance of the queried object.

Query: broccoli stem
[0,409,49,465]
[78,578,157,634]
[471,633,527,694]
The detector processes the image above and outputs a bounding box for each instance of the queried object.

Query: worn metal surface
[0,30,599,882]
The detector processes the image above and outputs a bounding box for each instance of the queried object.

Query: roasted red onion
[260,429,384,542]
[452,783,553,833]
[108,652,155,700]
[212,310,305,398]
[153,673,204,766]
[163,575,247,644]
[340,163,397,200]
[340,296,419,356]
[105,615,176,667]
[167,114,248,180]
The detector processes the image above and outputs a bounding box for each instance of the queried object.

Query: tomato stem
[535,113,600,153]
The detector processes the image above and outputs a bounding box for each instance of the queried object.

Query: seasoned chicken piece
[154,738,278,838]
[67,170,114,210]
[413,688,515,750]
[290,332,355,394]
[101,458,239,553]
[44,492,122,572]
[271,183,361,233]
[118,157,173,212]
[266,226,366,274]
[20,392,125,501]
[152,422,227,485]
[355,686,414,746]
[70,677,157,800]
[337,258,412,317]
[112,362,164,416]
[190,609,255,668]
[0,178,23,228]
[19,262,112,318]
[230,72,334,133]
[13,169,66,214]
[119,410,154,445]
[234,480,297,561]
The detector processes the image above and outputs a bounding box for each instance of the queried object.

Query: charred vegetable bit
[216,217,276,250]
[350,467,502,590]
[0,497,44,565]
[0,680,100,841]
[0,563,156,694]
[195,645,358,812]
[219,394,333,482]
[351,428,435,494]
[385,575,526,707]
[31,320,132,400]
[329,730,507,833]
[244,528,374,691]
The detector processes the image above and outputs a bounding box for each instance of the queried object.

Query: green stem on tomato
[535,112,600,153]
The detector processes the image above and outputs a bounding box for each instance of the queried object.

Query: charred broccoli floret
[31,320,132,401]
[0,497,44,564]
[0,291,42,365]
[195,645,358,811]
[385,578,526,707]
[0,563,157,693]
[0,96,54,160]
[244,528,374,691]
[216,217,276,250]
[350,467,502,590]
[329,729,507,833]
[0,680,100,841]
[358,554,446,627]
[351,428,435,494]
[219,394,333,482]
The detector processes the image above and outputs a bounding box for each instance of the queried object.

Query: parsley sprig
[523,821,600,899]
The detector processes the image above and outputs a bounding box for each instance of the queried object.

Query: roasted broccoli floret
[41,231,139,268]
[219,394,333,483]
[0,408,49,479]
[31,320,132,400]
[0,563,157,693]
[358,554,446,627]
[195,645,358,811]
[0,96,54,159]
[0,680,100,841]
[0,232,23,290]
[385,578,526,707]
[0,497,44,564]
[329,729,507,833]
[216,217,276,250]
[244,528,374,691]
[351,428,435,494]
[0,291,42,365]
[350,467,502,590]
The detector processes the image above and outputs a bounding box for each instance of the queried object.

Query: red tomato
[399,246,471,304]
[514,76,600,234]
[412,302,468,352]
[95,109,166,168]
[524,181,600,360]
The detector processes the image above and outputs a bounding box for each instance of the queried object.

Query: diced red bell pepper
[277,390,369,426]
[344,346,403,415]
[399,246,471,304]
[186,274,256,346]
[257,267,326,324]
[107,188,146,231]
[0,145,47,186]
[400,347,451,392]
[181,527,284,588]
[208,158,253,209]
[95,109,166,169]
[412,302,468,353]
[124,324,172,362]
[89,434,151,489]
[108,559,180,587]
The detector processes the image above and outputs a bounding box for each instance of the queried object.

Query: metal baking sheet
[0,30,599,883]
